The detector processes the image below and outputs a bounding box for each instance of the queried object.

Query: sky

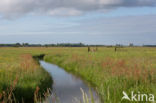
[0,0,156,45]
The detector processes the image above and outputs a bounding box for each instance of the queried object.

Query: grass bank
[0,47,156,103]
[44,47,156,103]
[0,48,52,103]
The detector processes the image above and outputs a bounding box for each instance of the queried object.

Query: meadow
[0,47,156,103]
[44,47,156,103]
[0,48,52,103]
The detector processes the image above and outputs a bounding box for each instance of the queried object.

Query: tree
[15,43,21,47]
[129,43,134,47]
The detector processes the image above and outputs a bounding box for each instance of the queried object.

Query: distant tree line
[0,43,86,47]
[0,43,155,47]
[143,45,156,47]
[0,43,115,47]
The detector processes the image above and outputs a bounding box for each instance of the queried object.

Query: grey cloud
[0,0,156,18]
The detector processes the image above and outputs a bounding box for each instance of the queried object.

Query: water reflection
[40,61,100,103]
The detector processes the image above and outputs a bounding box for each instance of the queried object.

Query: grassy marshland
[0,47,156,103]
[44,47,156,103]
[0,48,52,103]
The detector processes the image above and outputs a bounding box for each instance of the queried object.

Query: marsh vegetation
[0,47,156,103]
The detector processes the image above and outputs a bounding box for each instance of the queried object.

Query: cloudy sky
[0,0,156,45]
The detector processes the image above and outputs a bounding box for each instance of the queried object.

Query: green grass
[0,47,52,103]
[0,47,156,103]
[43,47,156,103]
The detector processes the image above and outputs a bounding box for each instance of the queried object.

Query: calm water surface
[40,61,100,103]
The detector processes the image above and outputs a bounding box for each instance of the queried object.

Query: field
[0,47,156,103]
[0,48,52,103]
